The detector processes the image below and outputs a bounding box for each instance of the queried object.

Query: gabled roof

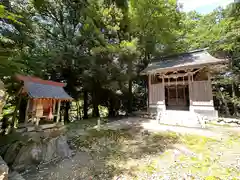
[16,75,73,100]
[16,74,66,87]
[141,49,227,74]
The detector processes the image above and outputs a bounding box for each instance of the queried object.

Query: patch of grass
[150,132,178,143]
[67,118,106,130]
[173,134,240,179]
[138,132,240,179]
[207,122,233,127]
[71,128,240,179]
[73,128,133,150]
[224,132,240,148]
[180,134,218,153]
[176,154,221,175]
[139,161,157,175]
[228,132,240,141]
[0,132,29,146]
[204,176,222,180]
[87,128,133,139]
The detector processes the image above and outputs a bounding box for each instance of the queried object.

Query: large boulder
[11,135,71,172]
[42,137,57,162]
[12,142,42,172]
[56,135,72,158]
[8,172,25,180]
[4,142,23,166]
[0,156,8,180]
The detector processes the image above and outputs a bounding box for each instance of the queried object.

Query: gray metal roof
[24,81,73,100]
[141,49,227,74]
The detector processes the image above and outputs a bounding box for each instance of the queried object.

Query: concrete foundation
[148,104,218,121]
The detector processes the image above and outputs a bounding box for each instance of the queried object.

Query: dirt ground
[22,118,240,180]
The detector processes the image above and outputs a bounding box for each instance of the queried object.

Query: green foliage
[1,0,239,120]
[6,0,181,119]
[182,2,240,115]
[0,4,26,77]
[0,5,21,22]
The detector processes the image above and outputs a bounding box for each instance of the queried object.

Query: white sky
[179,0,234,13]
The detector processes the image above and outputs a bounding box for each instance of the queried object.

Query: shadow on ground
[70,126,180,179]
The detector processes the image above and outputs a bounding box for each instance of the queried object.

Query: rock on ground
[8,171,25,180]
[11,135,72,172]
[0,156,8,180]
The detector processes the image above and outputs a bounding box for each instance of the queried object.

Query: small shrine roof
[16,75,73,100]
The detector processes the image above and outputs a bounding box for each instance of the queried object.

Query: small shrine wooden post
[52,99,56,115]
[25,99,30,124]
[56,100,61,123]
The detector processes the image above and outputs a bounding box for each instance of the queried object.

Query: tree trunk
[219,90,230,116]
[127,60,133,114]
[128,79,133,114]
[83,89,88,119]
[11,86,24,131]
[231,82,237,116]
[11,95,22,131]
[64,101,70,122]
[92,90,99,117]
[76,101,81,120]
[108,98,116,117]
[19,98,27,123]
[228,51,237,116]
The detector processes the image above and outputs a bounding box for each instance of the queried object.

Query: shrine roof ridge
[141,49,227,74]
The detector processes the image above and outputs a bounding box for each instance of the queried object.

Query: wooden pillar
[61,110,64,125]
[53,99,56,115]
[162,75,165,106]
[35,99,42,126]
[148,74,151,107]
[207,70,213,105]
[207,70,211,82]
[188,72,192,106]
[56,100,61,123]
[32,99,36,112]
[147,74,151,108]
[176,77,178,105]
[168,78,170,105]
[183,85,186,104]
[25,99,30,124]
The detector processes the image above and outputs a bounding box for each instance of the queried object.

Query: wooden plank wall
[191,81,213,106]
[149,83,164,104]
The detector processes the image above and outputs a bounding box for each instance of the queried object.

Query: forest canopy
[0,0,239,121]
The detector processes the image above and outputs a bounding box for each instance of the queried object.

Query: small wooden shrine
[141,49,227,119]
[16,75,73,126]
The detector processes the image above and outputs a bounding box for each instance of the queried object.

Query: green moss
[67,118,99,130]
[139,161,157,174]
[73,128,133,149]
[204,176,221,180]
[150,132,178,141]
[179,134,218,154]
[0,132,28,146]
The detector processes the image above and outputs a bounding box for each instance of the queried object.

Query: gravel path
[22,118,240,180]
[104,117,238,139]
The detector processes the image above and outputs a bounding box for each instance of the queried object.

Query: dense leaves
[0,0,239,120]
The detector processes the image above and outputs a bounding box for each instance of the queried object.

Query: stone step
[134,110,202,128]
[160,110,201,128]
